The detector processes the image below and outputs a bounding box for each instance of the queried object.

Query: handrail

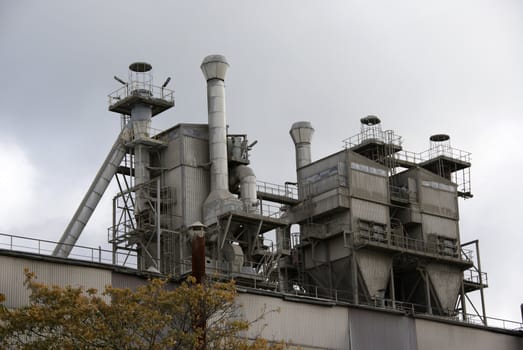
[0,232,137,268]
[343,128,402,149]
[354,230,472,262]
[1,232,519,331]
[108,82,175,106]
[256,180,298,200]
[463,268,489,286]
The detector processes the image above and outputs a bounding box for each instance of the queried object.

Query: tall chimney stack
[201,55,240,224]
[290,121,314,169]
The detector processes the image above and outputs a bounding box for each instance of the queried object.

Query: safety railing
[420,145,471,164]
[0,232,138,268]
[392,146,471,165]
[393,149,424,164]
[1,233,520,331]
[108,82,175,106]
[256,180,298,200]
[354,231,473,262]
[343,128,402,149]
[463,268,488,286]
[257,201,286,219]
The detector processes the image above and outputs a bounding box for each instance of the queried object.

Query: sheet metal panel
[421,214,458,240]
[298,152,344,180]
[238,293,349,350]
[163,133,182,168]
[183,166,209,226]
[355,250,392,297]
[182,135,209,168]
[420,185,458,219]
[348,308,417,350]
[415,318,523,350]
[426,263,462,311]
[165,167,183,225]
[351,198,388,225]
[0,255,111,308]
[347,151,388,203]
[350,168,388,203]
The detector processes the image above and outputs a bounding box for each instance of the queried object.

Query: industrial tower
[51,55,487,324]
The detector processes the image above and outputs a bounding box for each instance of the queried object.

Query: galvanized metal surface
[0,255,111,308]
[350,167,388,202]
[349,308,417,350]
[183,166,209,226]
[1,252,522,349]
[351,198,389,225]
[290,121,314,169]
[415,318,523,350]
[426,263,462,311]
[53,127,131,257]
[231,165,257,212]
[201,55,239,224]
[239,293,350,350]
[183,134,209,166]
[355,250,392,297]
[421,214,459,240]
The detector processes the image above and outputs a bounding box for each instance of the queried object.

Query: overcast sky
[1,1,522,322]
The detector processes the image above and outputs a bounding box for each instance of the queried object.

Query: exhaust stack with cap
[201,55,240,224]
[290,121,314,169]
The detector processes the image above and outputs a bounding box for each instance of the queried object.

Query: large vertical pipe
[290,121,314,169]
[189,222,207,284]
[189,222,207,350]
[131,103,152,213]
[201,55,238,222]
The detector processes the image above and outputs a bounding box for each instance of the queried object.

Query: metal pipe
[231,165,257,212]
[476,240,487,326]
[201,55,238,223]
[190,224,206,284]
[202,55,232,196]
[53,126,132,257]
[131,103,152,213]
[189,222,207,350]
[157,178,161,271]
[290,121,314,169]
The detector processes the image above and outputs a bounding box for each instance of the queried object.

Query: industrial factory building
[1,55,522,349]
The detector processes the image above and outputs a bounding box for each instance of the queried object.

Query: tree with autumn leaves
[0,270,286,349]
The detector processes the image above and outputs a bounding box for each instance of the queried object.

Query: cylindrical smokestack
[201,55,238,223]
[201,55,231,196]
[290,121,314,169]
[129,62,154,213]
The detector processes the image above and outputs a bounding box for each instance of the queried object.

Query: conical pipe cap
[201,55,229,81]
[290,121,314,145]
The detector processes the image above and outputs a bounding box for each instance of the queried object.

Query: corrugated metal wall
[239,293,350,350]
[421,214,458,240]
[350,169,388,202]
[2,253,522,349]
[419,186,458,219]
[348,308,417,350]
[351,198,388,225]
[415,319,523,350]
[183,166,209,226]
[0,255,111,308]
